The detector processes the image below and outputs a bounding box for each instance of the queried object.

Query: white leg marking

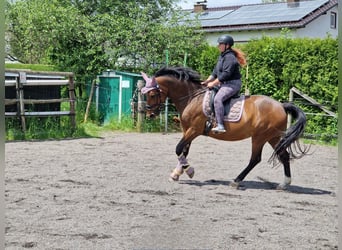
[277,176,291,190]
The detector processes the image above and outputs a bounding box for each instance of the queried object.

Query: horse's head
[144,88,165,118]
[141,67,204,118]
[141,72,166,118]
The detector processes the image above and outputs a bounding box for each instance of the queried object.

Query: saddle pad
[202,90,245,122]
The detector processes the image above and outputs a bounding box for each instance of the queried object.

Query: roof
[184,0,338,32]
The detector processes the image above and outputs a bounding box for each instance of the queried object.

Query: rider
[202,35,247,133]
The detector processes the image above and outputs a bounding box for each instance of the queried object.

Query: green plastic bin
[95,70,143,123]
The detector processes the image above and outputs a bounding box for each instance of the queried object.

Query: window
[330,12,337,29]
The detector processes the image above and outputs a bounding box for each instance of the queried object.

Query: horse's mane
[154,66,202,85]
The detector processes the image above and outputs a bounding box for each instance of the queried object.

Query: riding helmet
[217,35,234,46]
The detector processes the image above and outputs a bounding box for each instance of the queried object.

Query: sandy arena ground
[5,132,337,250]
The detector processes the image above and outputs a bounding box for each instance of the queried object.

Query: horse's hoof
[276,183,289,190]
[169,176,179,182]
[185,167,195,179]
[169,173,179,182]
[169,168,183,182]
[229,181,240,189]
[277,177,291,190]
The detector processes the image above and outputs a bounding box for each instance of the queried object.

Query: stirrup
[211,126,226,133]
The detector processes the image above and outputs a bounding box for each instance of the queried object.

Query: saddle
[202,87,245,135]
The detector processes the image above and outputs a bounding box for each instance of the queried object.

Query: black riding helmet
[217,35,234,47]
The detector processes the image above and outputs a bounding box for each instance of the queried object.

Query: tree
[65,0,175,16]
[6,0,205,78]
[6,0,83,64]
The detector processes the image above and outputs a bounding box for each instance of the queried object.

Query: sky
[176,0,263,9]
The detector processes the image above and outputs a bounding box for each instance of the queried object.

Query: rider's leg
[212,84,239,132]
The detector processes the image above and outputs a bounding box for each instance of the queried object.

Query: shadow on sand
[179,178,334,195]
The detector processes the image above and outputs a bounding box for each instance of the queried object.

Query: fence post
[164,98,169,133]
[287,87,294,129]
[68,75,76,129]
[18,72,26,132]
[137,80,145,132]
[84,78,96,123]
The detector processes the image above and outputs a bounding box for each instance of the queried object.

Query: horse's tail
[269,102,309,164]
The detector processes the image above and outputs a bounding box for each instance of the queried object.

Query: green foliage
[6,0,205,80]
[243,36,337,104]
[5,63,58,71]
[190,43,219,78]
[5,116,89,140]
[7,0,80,64]
[103,115,135,132]
[249,36,337,142]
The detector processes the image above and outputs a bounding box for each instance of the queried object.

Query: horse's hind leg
[232,139,264,187]
[277,150,291,190]
[268,137,291,189]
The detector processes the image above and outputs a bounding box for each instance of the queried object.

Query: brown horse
[141,67,308,189]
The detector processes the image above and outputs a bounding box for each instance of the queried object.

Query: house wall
[293,5,338,38]
[205,5,338,46]
[206,30,281,45]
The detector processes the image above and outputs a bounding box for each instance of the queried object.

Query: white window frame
[330,11,337,29]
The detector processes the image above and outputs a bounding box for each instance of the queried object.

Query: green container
[98,74,121,123]
[95,70,143,123]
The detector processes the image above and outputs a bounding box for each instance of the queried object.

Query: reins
[174,87,207,104]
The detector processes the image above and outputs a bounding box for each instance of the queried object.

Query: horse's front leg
[169,137,195,181]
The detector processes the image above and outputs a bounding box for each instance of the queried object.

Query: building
[184,0,338,45]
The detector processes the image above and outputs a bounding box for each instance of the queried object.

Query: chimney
[287,0,300,8]
[194,0,207,13]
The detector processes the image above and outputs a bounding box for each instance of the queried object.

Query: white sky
[176,0,263,9]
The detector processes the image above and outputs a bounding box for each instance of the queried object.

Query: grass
[103,116,136,132]
[303,138,337,147]
[6,117,84,141]
[5,63,59,72]
[4,114,168,141]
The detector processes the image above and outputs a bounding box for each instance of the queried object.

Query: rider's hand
[207,82,216,89]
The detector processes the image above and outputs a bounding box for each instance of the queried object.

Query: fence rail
[5,69,76,131]
[5,79,70,87]
[288,87,337,141]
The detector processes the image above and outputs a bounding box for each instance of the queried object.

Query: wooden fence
[5,69,76,131]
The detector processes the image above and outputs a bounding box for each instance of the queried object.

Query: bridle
[145,87,165,113]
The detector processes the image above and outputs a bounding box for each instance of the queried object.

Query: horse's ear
[141,73,157,94]
[141,72,150,83]
[141,72,157,89]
